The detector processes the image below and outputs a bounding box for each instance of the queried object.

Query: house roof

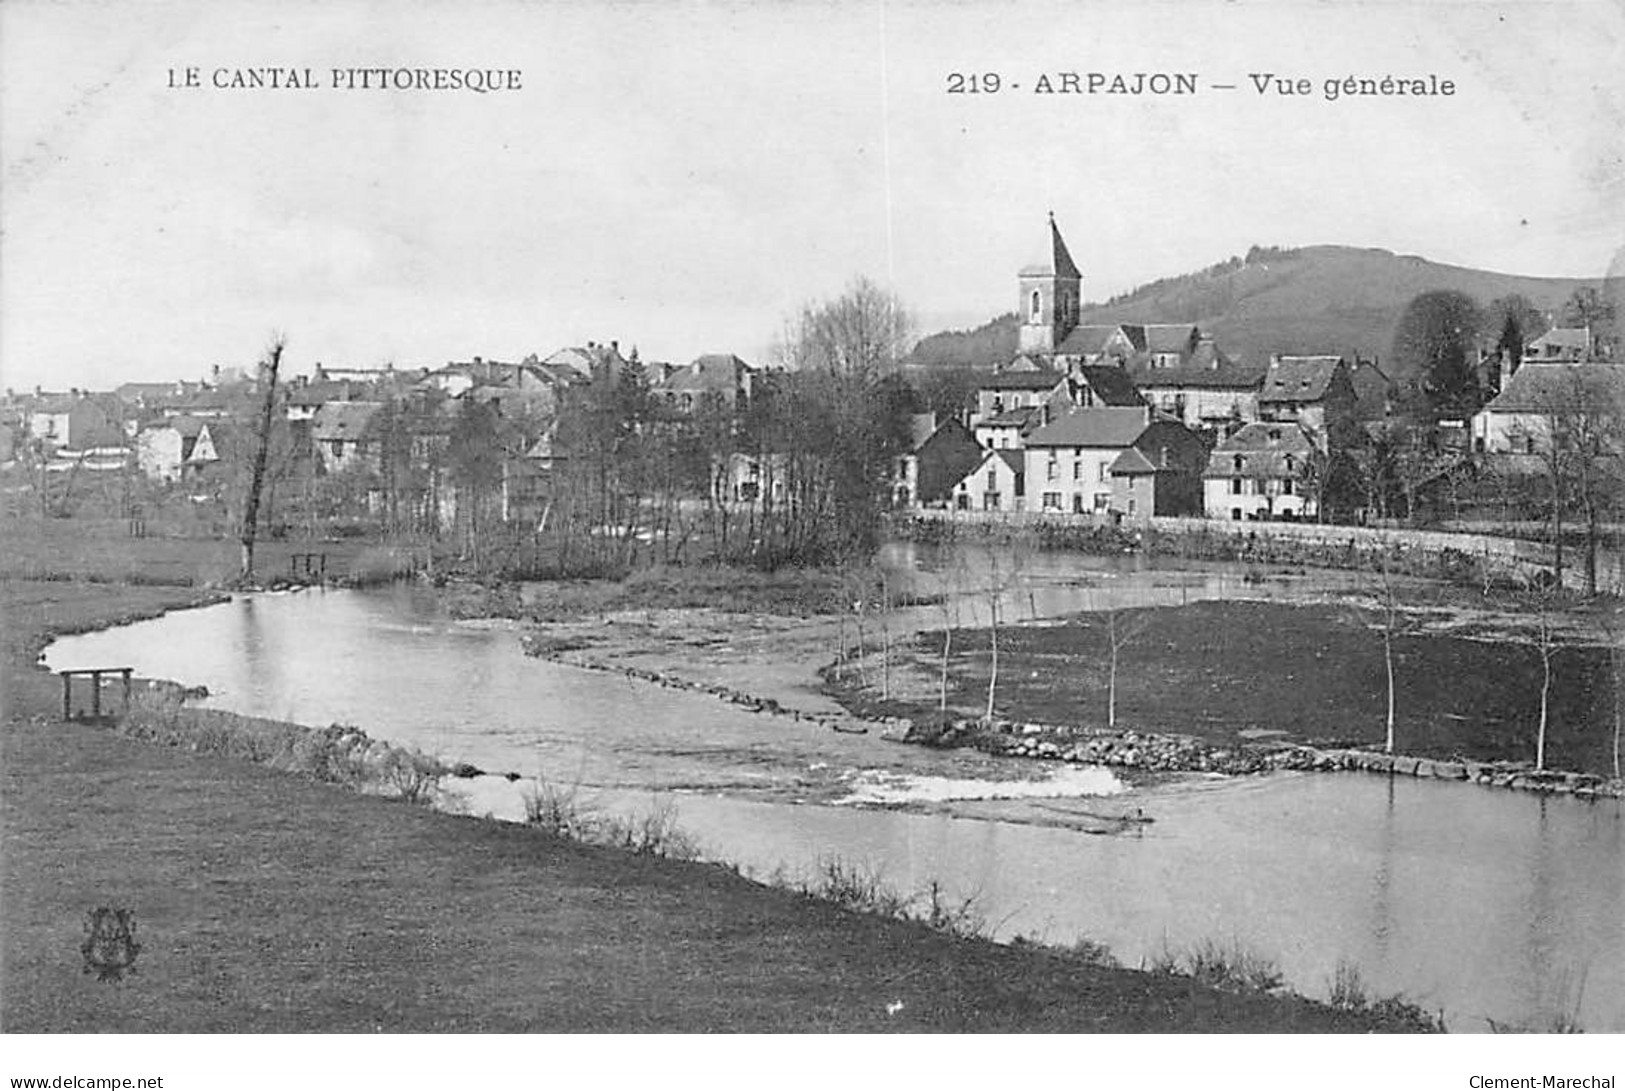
[979,368,1065,392]
[1527,327,1592,354]
[1109,448,1157,475]
[115,381,193,404]
[1143,324,1201,354]
[1481,362,1625,414]
[907,413,938,449]
[157,415,209,438]
[312,400,383,440]
[1204,421,1314,478]
[656,353,753,394]
[1073,366,1144,406]
[1023,407,1148,448]
[1126,339,1263,390]
[991,449,1024,474]
[1349,360,1392,417]
[1260,356,1345,403]
[978,406,1044,429]
[31,395,86,415]
[288,380,365,407]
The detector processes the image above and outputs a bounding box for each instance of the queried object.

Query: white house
[1202,421,1317,521]
[1020,406,1150,514]
[950,448,1025,512]
[1471,362,1625,456]
[136,417,220,482]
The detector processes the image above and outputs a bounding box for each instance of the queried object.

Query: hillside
[906,245,1614,380]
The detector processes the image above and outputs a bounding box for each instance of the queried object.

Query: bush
[520,778,596,838]
[1182,938,1284,994]
[802,857,912,919]
[599,800,700,860]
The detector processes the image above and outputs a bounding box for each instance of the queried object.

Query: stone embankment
[905,716,1625,800]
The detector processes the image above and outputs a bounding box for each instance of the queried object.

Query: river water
[44,553,1624,1032]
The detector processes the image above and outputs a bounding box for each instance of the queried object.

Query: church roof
[1055,325,1122,356]
[1020,214,1082,280]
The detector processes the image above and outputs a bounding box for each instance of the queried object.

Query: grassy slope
[0,516,400,587]
[2,579,1395,1032]
[866,600,1619,777]
[906,245,1608,373]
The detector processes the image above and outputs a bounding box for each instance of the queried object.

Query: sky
[2,0,1622,391]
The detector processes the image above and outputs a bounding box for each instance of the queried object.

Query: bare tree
[935,552,967,716]
[239,334,285,584]
[1532,592,1559,772]
[1104,607,1154,731]
[978,542,1028,723]
[1344,544,1422,754]
[1599,603,1623,782]
[984,546,1002,722]
[1517,364,1625,595]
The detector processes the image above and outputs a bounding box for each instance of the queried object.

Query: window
[1042,491,1062,510]
[1073,495,1085,514]
[1030,290,1041,321]
[1282,479,1294,496]
[1073,461,1082,481]
[1231,478,1243,495]
[1233,454,1244,472]
[1093,493,1110,511]
[1098,460,1111,482]
[986,470,997,491]
[330,440,344,458]
[1127,497,1137,515]
[1047,458,1058,481]
[1284,454,1295,472]
[1231,508,1242,521]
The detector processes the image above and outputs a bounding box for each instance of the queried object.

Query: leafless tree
[239,334,285,583]
[1344,543,1421,754]
[1532,593,1559,772]
[1104,607,1155,731]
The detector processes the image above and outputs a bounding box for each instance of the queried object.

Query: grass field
[0,514,413,587]
[841,599,1622,778]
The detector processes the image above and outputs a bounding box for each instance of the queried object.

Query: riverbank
[822,599,1623,792]
[3,577,1437,1031]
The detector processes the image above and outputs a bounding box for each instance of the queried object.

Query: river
[43,552,1624,1032]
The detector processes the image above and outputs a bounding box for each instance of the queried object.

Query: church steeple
[1018,212,1083,356]
[1050,211,1081,281]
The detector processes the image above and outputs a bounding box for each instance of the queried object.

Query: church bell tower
[1018,212,1082,356]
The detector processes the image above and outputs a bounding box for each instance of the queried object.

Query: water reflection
[42,567,1625,1033]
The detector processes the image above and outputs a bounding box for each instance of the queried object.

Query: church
[987,215,1263,434]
